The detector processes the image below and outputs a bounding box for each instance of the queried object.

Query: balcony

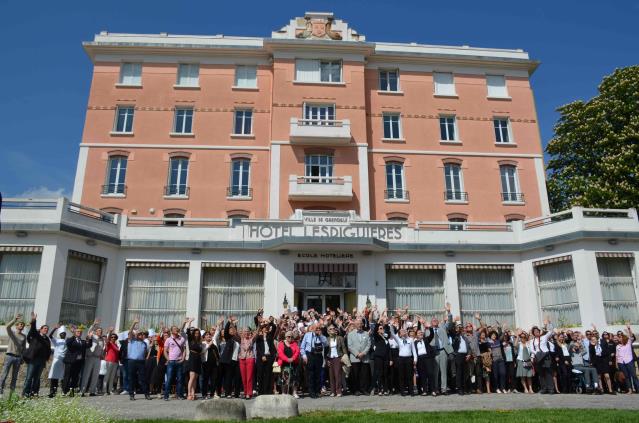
[164,185,189,199]
[226,187,253,200]
[444,190,468,203]
[101,184,127,197]
[384,189,410,201]
[502,192,525,203]
[289,118,351,145]
[288,175,353,202]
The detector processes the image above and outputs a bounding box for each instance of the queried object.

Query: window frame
[494,117,514,144]
[113,106,135,134]
[176,63,200,87]
[229,158,252,198]
[382,113,402,140]
[303,103,336,125]
[173,107,194,135]
[444,163,466,202]
[294,59,342,84]
[433,72,456,97]
[234,65,258,88]
[500,165,522,202]
[378,69,400,92]
[385,161,406,200]
[304,154,334,184]
[486,74,509,99]
[103,155,128,196]
[233,109,254,135]
[118,63,142,86]
[166,157,189,197]
[439,115,458,142]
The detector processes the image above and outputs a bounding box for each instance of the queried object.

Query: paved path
[80,392,639,421]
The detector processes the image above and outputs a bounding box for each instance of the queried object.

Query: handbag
[340,353,351,367]
[272,361,281,374]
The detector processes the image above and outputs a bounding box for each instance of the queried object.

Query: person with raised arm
[0,313,26,397]
[47,322,67,397]
[62,324,89,396]
[163,319,187,400]
[429,302,454,395]
[220,315,241,398]
[514,328,534,393]
[346,318,371,396]
[126,317,151,400]
[255,310,277,396]
[300,323,327,398]
[21,312,51,397]
[449,315,472,395]
[104,326,120,395]
[389,313,417,396]
[528,316,554,394]
[80,318,105,396]
[413,318,435,396]
[616,324,639,394]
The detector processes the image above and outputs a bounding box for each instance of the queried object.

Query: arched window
[500,165,523,202]
[229,158,251,197]
[385,161,406,199]
[163,212,185,226]
[166,157,189,196]
[444,163,465,201]
[104,155,128,195]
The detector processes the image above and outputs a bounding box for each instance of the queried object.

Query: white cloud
[14,186,70,199]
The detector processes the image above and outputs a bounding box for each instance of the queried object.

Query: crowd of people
[1,303,639,401]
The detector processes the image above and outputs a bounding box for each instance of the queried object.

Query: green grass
[122,409,639,423]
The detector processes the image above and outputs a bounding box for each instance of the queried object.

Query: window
[458,267,515,327]
[303,104,335,125]
[444,163,465,201]
[385,162,406,199]
[597,257,639,324]
[114,107,134,133]
[59,254,103,325]
[166,157,189,196]
[234,65,257,88]
[494,118,513,143]
[535,261,581,326]
[500,165,522,202]
[433,72,456,96]
[124,265,188,328]
[386,269,445,317]
[0,253,41,320]
[304,155,333,183]
[487,75,508,98]
[383,114,401,139]
[229,158,251,197]
[173,108,193,134]
[233,110,253,135]
[439,116,457,141]
[119,63,141,85]
[104,155,127,195]
[295,59,341,83]
[176,63,199,87]
[379,70,399,92]
[163,213,185,226]
[448,217,467,231]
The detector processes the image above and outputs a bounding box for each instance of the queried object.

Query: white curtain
[178,63,199,86]
[60,257,102,325]
[295,59,320,82]
[536,261,581,326]
[235,65,257,88]
[597,257,639,324]
[458,269,515,327]
[124,267,188,330]
[487,75,508,97]
[434,72,455,96]
[386,270,445,320]
[0,253,41,322]
[201,268,264,328]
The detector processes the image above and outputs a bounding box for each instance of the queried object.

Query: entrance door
[325,294,341,311]
[304,293,343,312]
[306,295,323,312]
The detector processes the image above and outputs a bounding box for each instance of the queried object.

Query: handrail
[67,201,115,224]
[1,198,59,208]
[416,221,512,232]
[127,216,229,227]
[296,118,345,127]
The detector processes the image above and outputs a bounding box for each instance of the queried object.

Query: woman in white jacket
[47,323,67,397]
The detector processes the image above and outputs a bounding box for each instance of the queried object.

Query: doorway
[304,293,343,312]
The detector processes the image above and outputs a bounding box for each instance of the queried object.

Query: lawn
[123,409,639,423]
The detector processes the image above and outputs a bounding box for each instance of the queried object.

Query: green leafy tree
[546,65,639,211]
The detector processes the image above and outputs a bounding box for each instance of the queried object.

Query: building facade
[1,13,638,331]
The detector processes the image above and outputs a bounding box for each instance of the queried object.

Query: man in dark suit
[21,312,51,397]
[62,326,92,396]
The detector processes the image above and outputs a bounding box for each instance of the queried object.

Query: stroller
[571,368,586,394]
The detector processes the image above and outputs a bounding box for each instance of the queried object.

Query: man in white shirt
[389,323,417,396]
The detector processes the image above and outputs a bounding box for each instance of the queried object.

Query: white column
[357,253,376,309]
[269,144,281,219]
[533,157,551,216]
[34,244,68,324]
[444,263,460,316]
[357,144,370,220]
[186,260,202,320]
[109,257,129,330]
[513,261,539,328]
[263,253,294,316]
[571,250,606,328]
[72,145,89,203]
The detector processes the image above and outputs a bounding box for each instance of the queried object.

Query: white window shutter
[434,72,455,96]
[487,75,508,97]
[295,59,320,82]
[235,66,257,87]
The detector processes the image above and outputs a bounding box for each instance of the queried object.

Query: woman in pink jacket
[277,331,300,398]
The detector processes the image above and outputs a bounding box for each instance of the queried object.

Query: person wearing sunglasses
[104,328,120,395]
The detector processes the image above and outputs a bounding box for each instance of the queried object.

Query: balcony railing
[444,191,468,202]
[502,192,525,203]
[289,117,351,145]
[384,189,409,200]
[289,175,352,201]
[227,187,253,198]
[101,184,127,196]
[66,201,116,224]
[164,185,190,197]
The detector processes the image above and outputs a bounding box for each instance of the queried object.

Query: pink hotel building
[2,13,639,330]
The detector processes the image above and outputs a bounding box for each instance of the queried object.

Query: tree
[545,65,639,212]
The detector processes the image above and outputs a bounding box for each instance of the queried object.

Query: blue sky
[1,0,637,198]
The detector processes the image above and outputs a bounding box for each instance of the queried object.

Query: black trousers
[223,361,241,397]
[128,359,147,396]
[557,362,570,393]
[307,354,323,396]
[536,364,553,393]
[454,353,467,393]
[257,355,275,394]
[389,349,400,392]
[373,356,389,392]
[62,360,83,394]
[397,356,414,395]
[200,362,218,396]
[349,361,370,393]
